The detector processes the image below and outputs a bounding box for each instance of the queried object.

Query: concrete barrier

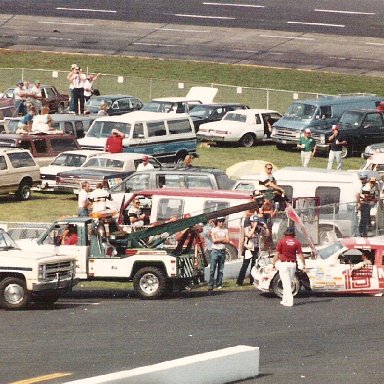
[63,345,259,384]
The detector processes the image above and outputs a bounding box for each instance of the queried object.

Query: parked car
[253,236,384,298]
[39,149,107,191]
[0,133,80,166]
[108,167,235,210]
[189,103,250,131]
[197,109,282,147]
[315,109,384,157]
[0,98,15,121]
[0,148,40,200]
[5,114,96,138]
[2,84,69,114]
[84,94,143,115]
[362,142,384,159]
[141,87,218,114]
[361,153,384,177]
[55,153,164,193]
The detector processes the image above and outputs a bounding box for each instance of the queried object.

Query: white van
[114,188,255,260]
[233,167,383,243]
[78,111,197,162]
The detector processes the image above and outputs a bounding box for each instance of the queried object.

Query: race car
[252,236,384,297]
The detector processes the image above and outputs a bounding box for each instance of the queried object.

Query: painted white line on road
[49,37,73,41]
[260,34,315,41]
[174,13,236,20]
[158,28,210,33]
[366,42,384,46]
[288,21,345,28]
[203,2,265,8]
[56,7,116,13]
[18,36,38,39]
[351,58,380,63]
[39,21,94,26]
[329,56,347,60]
[315,9,375,15]
[134,42,178,47]
[57,302,101,306]
[9,372,72,384]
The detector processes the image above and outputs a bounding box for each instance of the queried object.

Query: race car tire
[271,272,300,298]
[133,266,168,300]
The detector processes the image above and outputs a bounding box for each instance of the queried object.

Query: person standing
[88,182,111,214]
[272,226,306,307]
[208,217,230,291]
[30,80,43,113]
[298,128,316,167]
[259,163,287,210]
[327,125,347,170]
[78,181,90,217]
[83,73,101,102]
[105,129,125,153]
[13,80,27,116]
[67,65,86,114]
[136,155,154,171]
[236,215,269,286]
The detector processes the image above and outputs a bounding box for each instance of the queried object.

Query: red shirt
[64,233,78,245]
[105,135,123,153]
[276,235,302,262]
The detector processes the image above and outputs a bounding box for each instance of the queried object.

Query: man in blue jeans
[208,217,230,291]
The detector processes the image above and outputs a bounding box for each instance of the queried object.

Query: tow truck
[17,200,261,299]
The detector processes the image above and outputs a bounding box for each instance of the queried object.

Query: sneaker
[217,286,223,290]
[280,301,293,307]
[208,287,213,291]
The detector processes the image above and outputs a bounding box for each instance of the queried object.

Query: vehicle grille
[41,174,56,181]
[43,261,73,280]
[272,127,297,139]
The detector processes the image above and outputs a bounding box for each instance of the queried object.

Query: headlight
[271,127,277,135]
[38,264,46,279]
[295,131,302,139]
[320,134,325,144]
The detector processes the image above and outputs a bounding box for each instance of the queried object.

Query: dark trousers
[237,247,259,285]
[73,87,85,114]
[359,203,371,237]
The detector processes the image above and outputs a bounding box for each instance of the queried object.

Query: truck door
[361,112,384,148]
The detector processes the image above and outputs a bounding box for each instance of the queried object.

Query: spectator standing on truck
[84,73,101,102]
[272,226,306,307]
[105,129,125,153]
[327,125,347,171]
[67,65,86,114]
[78,181,90,217]
[30,80,43,113]
[88,182,111,214]
[13,80,27,116]
[236,215,269,286]
[208,217,230,291]
[298,128,316,167]
[259,163,287,210]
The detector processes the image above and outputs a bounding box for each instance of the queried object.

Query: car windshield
[223,112,246,122]
[142,101,173,113]
[317,241,344,260]
[189,105,214,118]
[86,121,131,138]
[82,157,124,169]
[285,103,318,120]
[0,138,16,147]
[0,230,19,250]
[51,153,87,167]
[85,98,112,108]
[339,111,364,128]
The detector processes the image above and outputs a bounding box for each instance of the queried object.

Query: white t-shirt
[136,162,154,171]
[78,189,89,209]
[31,114,50,132]
[88,188,111,213]
[211,227,228,250]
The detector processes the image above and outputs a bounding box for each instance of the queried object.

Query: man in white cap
[297,128,316,167]
[136,155,154,171]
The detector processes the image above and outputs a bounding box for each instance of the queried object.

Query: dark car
[84,95,143,115]
[189,103,250,131]
[0,133,80,166]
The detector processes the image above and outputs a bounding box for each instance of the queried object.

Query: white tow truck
[0,228,76,310]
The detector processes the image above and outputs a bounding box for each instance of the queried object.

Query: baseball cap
[284,226,295,235]
[111,129,119,134]
[304,128,311,133]
[249,215,260,222]
[142,155,149,160]
[71,64,78,69]
[216,217,225,222]
[16,80,23,85]
[359,173,368,180]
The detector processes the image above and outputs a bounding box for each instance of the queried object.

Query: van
[78,111,197,162]
[271,95,383,149]
[232,167,383,244]
[111,188,255,260]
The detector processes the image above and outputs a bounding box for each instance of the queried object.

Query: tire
[239,133,255,147]
[0,277,31,310]
[225,244,238,261]
[57,103,65,113]
[133,266,168,299]
[16,180,32,201]
[271,272,300,298]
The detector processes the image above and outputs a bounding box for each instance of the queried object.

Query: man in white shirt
[78,181,90,217]
[88,182,112,214]
[136,156,154,171]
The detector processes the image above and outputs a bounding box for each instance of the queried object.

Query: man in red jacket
[105,129,125,153]
[272,226,306,307]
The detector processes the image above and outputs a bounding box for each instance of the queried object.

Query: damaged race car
[252,236,384,297]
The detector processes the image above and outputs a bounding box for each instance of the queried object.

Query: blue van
[271,95,383,149]
[78,111,197,162]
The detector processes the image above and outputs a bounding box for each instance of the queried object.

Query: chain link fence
[0,67,327,113]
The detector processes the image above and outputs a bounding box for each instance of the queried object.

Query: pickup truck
[197,109,282,147]
[0,228,76,310]
[55,152,164,193]
[0,148,40,200]
[313,110,384,157]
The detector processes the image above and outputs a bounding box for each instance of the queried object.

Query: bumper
[271,137,298,146]
[32,275,75,292]
[197,134,229,142]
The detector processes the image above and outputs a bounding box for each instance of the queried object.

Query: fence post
[266,89,269,109]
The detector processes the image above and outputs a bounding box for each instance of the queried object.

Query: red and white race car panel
[254,236,384,296]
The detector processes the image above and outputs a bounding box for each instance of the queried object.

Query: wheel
[225,244,238,261]
[318,225,340,246]
[271,272,300,298]
[239,133,255,147]
[57,103,65,113]
[16,180,32,201]
[133,266,168,299]
[0,277,31,310]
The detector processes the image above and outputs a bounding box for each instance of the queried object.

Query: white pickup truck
[0,228,76,310]
[196,109,282,147]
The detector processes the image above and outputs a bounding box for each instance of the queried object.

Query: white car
[361,153,384,176]
[39,150,106,191]
[197,109,282,147]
